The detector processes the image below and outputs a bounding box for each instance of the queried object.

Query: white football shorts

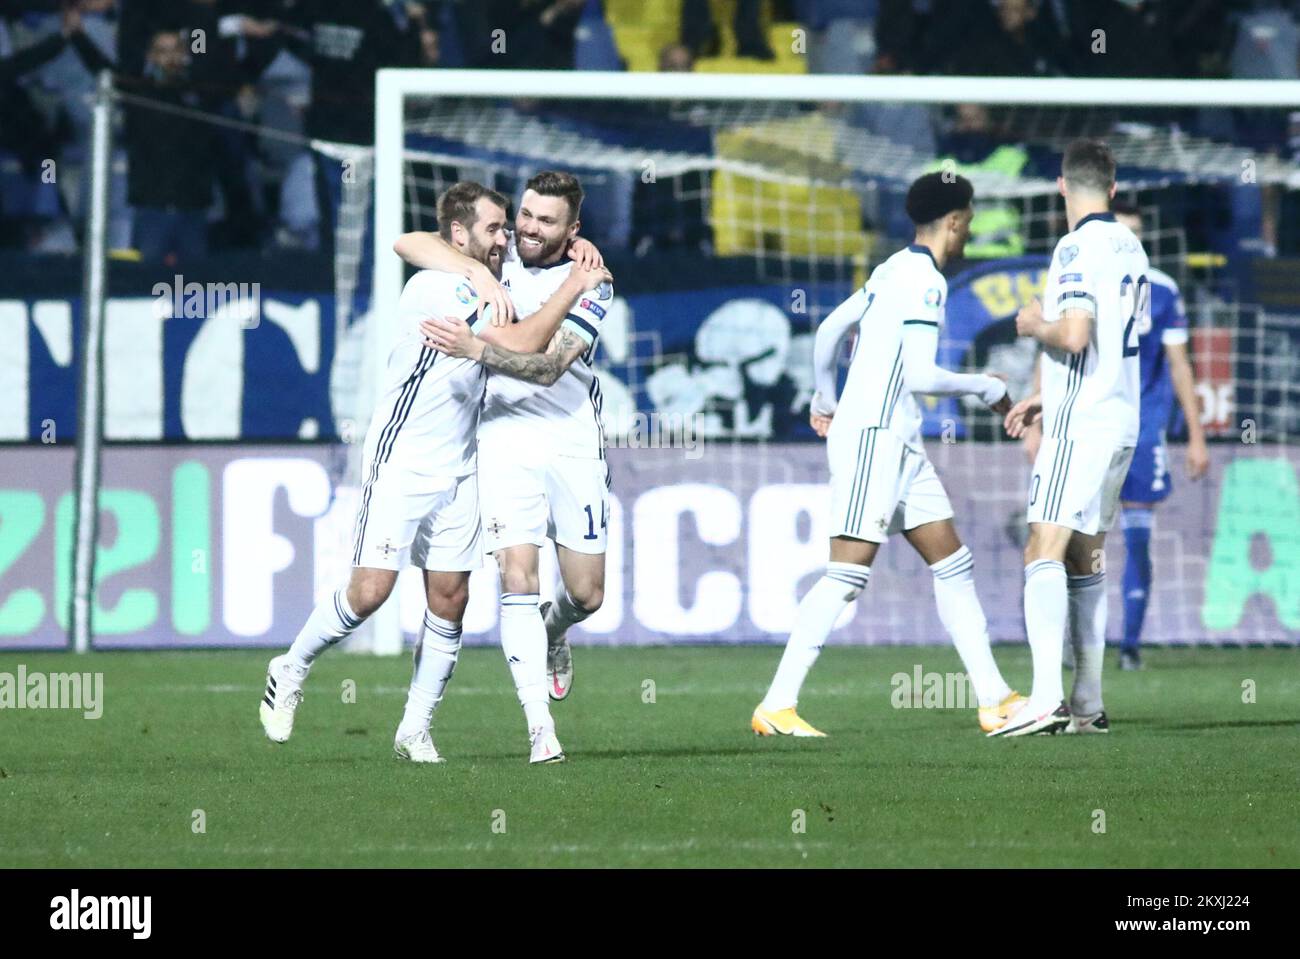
[478,439,610,555]
[828,427,954,543]
[351,468,482,572]
[1027,436,1134,535]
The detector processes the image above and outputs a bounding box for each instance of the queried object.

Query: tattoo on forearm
[479,329,578,385]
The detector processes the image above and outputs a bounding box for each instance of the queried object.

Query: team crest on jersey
[580,298,607,319]
[453,282,477,305]
[923,287,942,307]
[595,281,613,301]
[1058,244,1079,267]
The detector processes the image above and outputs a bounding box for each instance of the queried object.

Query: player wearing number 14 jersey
[397,171,614,764]
[997,139,1147,737]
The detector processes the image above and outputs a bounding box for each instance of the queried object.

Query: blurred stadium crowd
[1,0,1298,261]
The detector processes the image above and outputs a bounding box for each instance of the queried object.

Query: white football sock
[544,588,591,643]
[761,562,869,711]
[499,592,552,731]
[1067,572,1107,716]
[396,610,462,740]
[1023,559,1068,710]
[287,588,363,671]
[929,546,1011,708]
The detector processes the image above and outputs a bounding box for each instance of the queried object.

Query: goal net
[343,71,1300,652]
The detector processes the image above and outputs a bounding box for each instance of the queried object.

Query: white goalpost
[354,69,1300,655]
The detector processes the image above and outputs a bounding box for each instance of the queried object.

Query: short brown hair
[436,181,508,241]
[524,170,583,223]
[1061,138,1116,195]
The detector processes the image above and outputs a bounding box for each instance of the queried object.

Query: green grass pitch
[1,646,1296,868]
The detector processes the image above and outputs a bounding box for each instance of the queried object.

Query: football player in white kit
[752,172,1027,738]
[395,171,612,763]
[259,182,609,764]
[995,139,1146,737]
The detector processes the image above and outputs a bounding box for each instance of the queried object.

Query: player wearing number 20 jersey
[993,139,1147,739]
[1029,210,1147,534]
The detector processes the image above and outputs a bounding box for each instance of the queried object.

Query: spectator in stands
[1225,1,1300,256]
[122,28,219,261]
[1066,0,1178,78]
[937,0,1071,77]
[933,102,1029,259]
[118,2,285,250]
[119,1,281,93]
[1211,1,1300,155]
[1,3,113,173]
[459,0,584,70]
[0,2,115,250]
[195,3,282,250]
[407,2,442,67]
[1167,0,1231,79]
[681,0,776,61]
[264,0,420,147]
[658,42,694,72]
[1231,3,1299,79]
[846,55,936,157]
[256,0,422,252]
[797,0,877,75]
[873,0,937,74]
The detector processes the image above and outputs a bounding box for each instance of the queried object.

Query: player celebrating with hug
[259,181,608,764]
[395,171,614,764]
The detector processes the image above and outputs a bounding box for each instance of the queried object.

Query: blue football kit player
[1111,205,1208,669]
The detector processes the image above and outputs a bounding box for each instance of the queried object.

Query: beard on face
[514,228,568,266]
[467,235,504,279]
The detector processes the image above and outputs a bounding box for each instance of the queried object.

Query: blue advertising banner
[4,255,1296,443]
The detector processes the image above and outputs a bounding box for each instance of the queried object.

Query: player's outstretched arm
[478,327,587,386]
[900,321,1008,409]
[1166,340,1209,479]
[1004,393,1043,439]
[1022,353,1043,462]
[482,263,611,354]
[392,231,515,327]
[421,318,584,387]
[810,288,871,417]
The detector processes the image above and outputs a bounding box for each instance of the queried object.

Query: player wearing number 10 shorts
[997,139,1147,737]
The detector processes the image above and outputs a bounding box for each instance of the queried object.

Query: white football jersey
[1040,212,1147,447]
[479,234,612,458]
[359,270,486,479]
[829,244,947,451]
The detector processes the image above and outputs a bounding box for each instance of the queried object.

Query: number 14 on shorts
[583,502,608,540]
